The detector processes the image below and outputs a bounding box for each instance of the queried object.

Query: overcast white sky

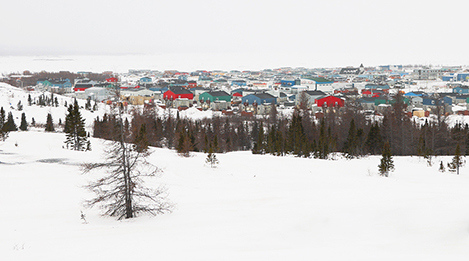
[1,0,469,70]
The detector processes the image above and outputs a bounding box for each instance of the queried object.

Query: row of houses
[31,64,469,116]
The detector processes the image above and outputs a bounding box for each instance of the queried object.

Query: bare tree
[83,89,172,220]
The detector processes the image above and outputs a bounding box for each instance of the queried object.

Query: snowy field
[2,131,469,260]
[2,83,469,260]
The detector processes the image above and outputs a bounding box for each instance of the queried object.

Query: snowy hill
[0,82,218,130]
[2,83,469,260]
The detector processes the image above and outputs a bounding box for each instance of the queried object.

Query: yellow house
[121,89,160,105]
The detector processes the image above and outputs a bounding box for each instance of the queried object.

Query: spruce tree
[19,112,28,131]
[85,97,92,110]
[287,112,308,157]
[252,121,265,154]
[0,107,8,141]
[213,134,219,153]
[365,122,383,155]
[343,119,359,158]
[205,144,219,168]
[64,100,89,151]
[378,141,394,177]
[448,144,464,175]
[45,113,55,132]
[5,112,17,131]
[317,119,329,159]
[134,124,149,153]
[439,161,445,173]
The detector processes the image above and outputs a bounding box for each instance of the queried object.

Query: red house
[361,90,381,97]
[106,77,118,83]
[163,88,194,100]
[188,81,197,88]
[316,95,345,107]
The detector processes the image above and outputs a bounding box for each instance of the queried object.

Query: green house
[41,80,52,87]
[374,98,388,106]
[199,91,231,103]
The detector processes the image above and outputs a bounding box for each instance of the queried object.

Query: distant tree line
[92,93,469,158]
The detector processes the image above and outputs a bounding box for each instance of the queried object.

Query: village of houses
[19,64,469,117]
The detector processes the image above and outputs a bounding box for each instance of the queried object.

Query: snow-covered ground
[2,83,469,260]
[2,131,469,260]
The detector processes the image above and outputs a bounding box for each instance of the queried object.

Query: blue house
[231,79,247,87]
[442,96,453,106]
[198,75,213,82]
[453,86,469,94]
[422,98,444,106]
[404,91,425,97]
[364,83,390,90]
[280,79,300,87]
[177,74,188,81]
[242,93,277,105]
[456,73,469,81]
[149,87,169,94]
[442,74,455,81]
[139,77,152,84]
[50,79,72,89]
[356,74,374,81]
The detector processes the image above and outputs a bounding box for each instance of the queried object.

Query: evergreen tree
[213,134,219,153]
[316,119,329,159]
[64,100,89,151]
[85,97,92,110]
[17,100,23,111]
[448,144,464,175]
[0,107,8,141]
[266,125,277,155]
[252,121,265,154]
[5,112,17,131]
[45,113,55,132]
[205,144,219,168]
[439,161,445,173]
[343,119,359,158]
[19,112,28,131]
[365,122,383,155]
[287,111,308,157]
[134,124,149,153]
[378,141,394,177]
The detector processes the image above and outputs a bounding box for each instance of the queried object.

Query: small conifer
[19,112,28,131]
[45,113,55,132]
[448,144,464,175]
[439,161,445,173]
[5,112,17,131]
[206,145,219,168]
[378,141,394,177]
